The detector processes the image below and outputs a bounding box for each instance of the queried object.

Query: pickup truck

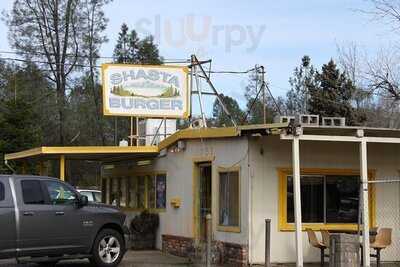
[0,175,129,266]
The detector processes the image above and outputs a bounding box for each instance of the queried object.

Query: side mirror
[78,195,89,207]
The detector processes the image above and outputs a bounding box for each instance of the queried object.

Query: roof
[4,123,289,162]
[301,125,400,138]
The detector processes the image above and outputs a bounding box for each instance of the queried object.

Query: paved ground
[0,250,192,267]
[0,251,398,267]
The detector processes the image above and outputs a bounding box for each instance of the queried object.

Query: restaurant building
[5,123,400,266]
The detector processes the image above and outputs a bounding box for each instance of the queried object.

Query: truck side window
[21,180,45,205]
[44,181,76,205]
[0,182,4,201]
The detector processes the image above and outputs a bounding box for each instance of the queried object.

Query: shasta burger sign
[102,64,190,118]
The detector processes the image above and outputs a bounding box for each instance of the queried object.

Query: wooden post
[59,155,65,181]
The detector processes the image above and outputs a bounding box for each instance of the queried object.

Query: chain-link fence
[363,179,400,265]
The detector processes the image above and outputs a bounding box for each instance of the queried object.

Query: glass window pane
[287,176,324,223]
[137,176,146,209]
[44,181,76,205]
[79,191,94,202]
[326,175,359,223]
[156,174,167,209]
[94,192,102,203]
[128,177,138,208]
[120,178,128,207]
[219,171,239,227]
[147,175,155,209]
[111,178,119,206]
[21,180,45,205]
[0,182,4,201]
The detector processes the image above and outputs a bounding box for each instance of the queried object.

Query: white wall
[249,135,400,264]
[150,137,250,248]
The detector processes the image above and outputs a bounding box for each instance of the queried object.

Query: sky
[0,0,398,115]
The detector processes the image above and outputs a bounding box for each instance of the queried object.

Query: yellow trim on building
[216,166,241,233]
[59,155,65,181]
[277,167,376,232]
[159,127,239,151]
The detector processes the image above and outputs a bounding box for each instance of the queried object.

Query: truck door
[0,178,17,259]
[41,179,92,253]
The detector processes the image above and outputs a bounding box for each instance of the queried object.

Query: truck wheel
[90,229,125,267]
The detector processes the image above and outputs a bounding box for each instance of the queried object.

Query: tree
[244,71,281,124]
[5,0,110,145]
[113,23,162,64]
[81,0,111,145]
[212,94,245,127]
[286,55,317,115]
[308,59,365,125]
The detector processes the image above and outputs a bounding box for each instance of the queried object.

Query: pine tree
[113,24,162,64]
[308,59,365,125]
[286,55,317,115]
[212,94,245,126]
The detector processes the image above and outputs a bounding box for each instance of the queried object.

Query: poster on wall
[102,64,190,118]
[156,174,166,209]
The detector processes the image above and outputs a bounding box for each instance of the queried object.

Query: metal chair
[306,228,327,267]
[370,228,392,267]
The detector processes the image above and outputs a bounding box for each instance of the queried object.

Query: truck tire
[90,229,125,267]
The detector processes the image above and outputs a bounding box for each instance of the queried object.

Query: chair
[320,229,330,249]
[306,228,327,267]
[370,228,392,267]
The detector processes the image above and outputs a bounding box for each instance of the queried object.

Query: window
[107,173,167,211]
[93,192,102,203]
[156,174,167,209]
[279,168,376,231]
[44,180,76,205]
[79,191,94,202]
[0,182,5,201]
[21,180,45,205]
[218,168,240,232]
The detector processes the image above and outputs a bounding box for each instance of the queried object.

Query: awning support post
[292,135,303,267]
[360,139,370,267]
[60,155,65,181]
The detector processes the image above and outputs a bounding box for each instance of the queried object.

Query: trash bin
[329,233,359,267]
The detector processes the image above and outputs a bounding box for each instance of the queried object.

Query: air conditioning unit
[322,117,346,127]
[279,116,295,124]
[299,114,319,126]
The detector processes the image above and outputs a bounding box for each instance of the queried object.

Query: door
[0,179,17,259]
[18,179,90,256]
[196,163,212,241]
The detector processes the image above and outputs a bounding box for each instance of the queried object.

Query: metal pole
[206,213,212,267]
[192,55,208,127]
[164,118,167,139]
[130,116,133,146]
[292,135,303,267]
[360,139,370,267]
[265,219,271,267]
[192,55,237,127]
[261,66,266,124]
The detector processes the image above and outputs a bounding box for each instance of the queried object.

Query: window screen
[21,180,45,205]
[0,182,5,201]
[219,171,240,227]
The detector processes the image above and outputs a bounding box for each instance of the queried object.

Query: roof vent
[322,117,346,127]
